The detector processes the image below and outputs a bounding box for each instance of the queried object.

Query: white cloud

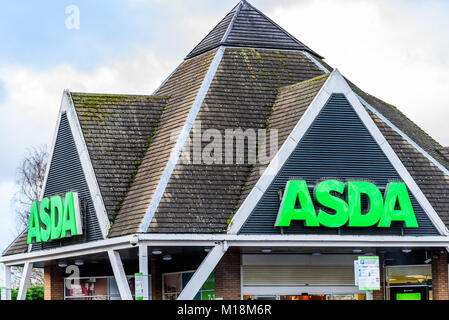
[0,46,179,149]
[0,47,178,250]
[269,0,449,146]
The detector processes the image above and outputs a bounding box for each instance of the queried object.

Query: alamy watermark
[65,5,80,30]
[171,121,280,175]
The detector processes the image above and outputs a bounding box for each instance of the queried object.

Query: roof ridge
[70,91,169,99]
[239,0,319,57]
[279,73,330,92]
[186,0,322,59]
[220,1,243,44]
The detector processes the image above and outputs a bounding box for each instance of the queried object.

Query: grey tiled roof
[439,147,449,162]
[108,49,218,237]
[4,1,449,256]
[369,112,449,226]
[186,0,321,60]
[2,230,28,256]
[147,48,325,234]
[72,93,168,222]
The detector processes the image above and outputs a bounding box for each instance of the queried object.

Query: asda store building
[2,0,449,301]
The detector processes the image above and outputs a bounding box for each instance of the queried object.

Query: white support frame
[107,250,133,301]
[64,91,111,238]
[138,244,150,300]
[3,233,449,267]
[301,50,449,181]
[17,262,33,300]
[1,264,11,300]
[227,69,449,236]
[177,242,228,300]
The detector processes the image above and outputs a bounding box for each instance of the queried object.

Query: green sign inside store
[27,192,83,244]
[275,180,418,229]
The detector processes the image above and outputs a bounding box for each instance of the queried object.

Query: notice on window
[135,273,144,300]
[354,256,380,291]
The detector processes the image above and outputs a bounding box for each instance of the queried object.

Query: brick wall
[44,264,64,300]
[214,251,241,300]
[432,250,449,300]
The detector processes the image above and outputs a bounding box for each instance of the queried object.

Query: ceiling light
[58,262,67,268]
[75,260,84,266]
[261,248,272,254]
[365,252,375,256]
[402,248,412,254]
[163,255,172,261]
[312,252,321,256]
[152,249,163,255]
[352,249,363,254]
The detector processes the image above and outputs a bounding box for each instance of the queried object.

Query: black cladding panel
[32,113,103,251]
[240,94,439,236]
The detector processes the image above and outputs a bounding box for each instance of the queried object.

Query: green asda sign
[27,192,83,244]
[275,180,418,228]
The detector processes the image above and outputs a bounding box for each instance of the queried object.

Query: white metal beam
[138,245,149,300]
[177,242,228,300]
[3,233,449,267]
[108,250,132,301]
[17,262,33,300]
[65,91,111,238]
[1,264,11,300]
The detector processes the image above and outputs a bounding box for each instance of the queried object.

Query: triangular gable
[35,91,110,248]
[228,70,449,236]
[186,0,321,59]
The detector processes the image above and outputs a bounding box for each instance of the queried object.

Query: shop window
[64,275,149,300]
[386,265,432,300]
[162,271,215,300]
[244,294,366,301]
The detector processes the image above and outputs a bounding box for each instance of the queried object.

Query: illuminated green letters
[27,192,83,244]
[275,180,418,229]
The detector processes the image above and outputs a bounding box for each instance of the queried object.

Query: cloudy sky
[0,0,448,253]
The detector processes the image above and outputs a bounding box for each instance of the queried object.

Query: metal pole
[138,245,149,300]
[178,242,227,300]
[1,264,11,300]
[17,262,33,300]
[108,250,133,300]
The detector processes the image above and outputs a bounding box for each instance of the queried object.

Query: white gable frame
[38,90,110,239]
[227,69,449,236]
[302,54,449,179]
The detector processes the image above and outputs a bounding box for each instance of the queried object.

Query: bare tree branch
[13,145,49,236]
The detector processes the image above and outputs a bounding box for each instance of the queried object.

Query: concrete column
[432,249,448,300]
[138,244,149,300]
[214,250,241,300]
[1,264,12,300]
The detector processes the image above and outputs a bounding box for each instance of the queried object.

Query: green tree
[10,286,44,300]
